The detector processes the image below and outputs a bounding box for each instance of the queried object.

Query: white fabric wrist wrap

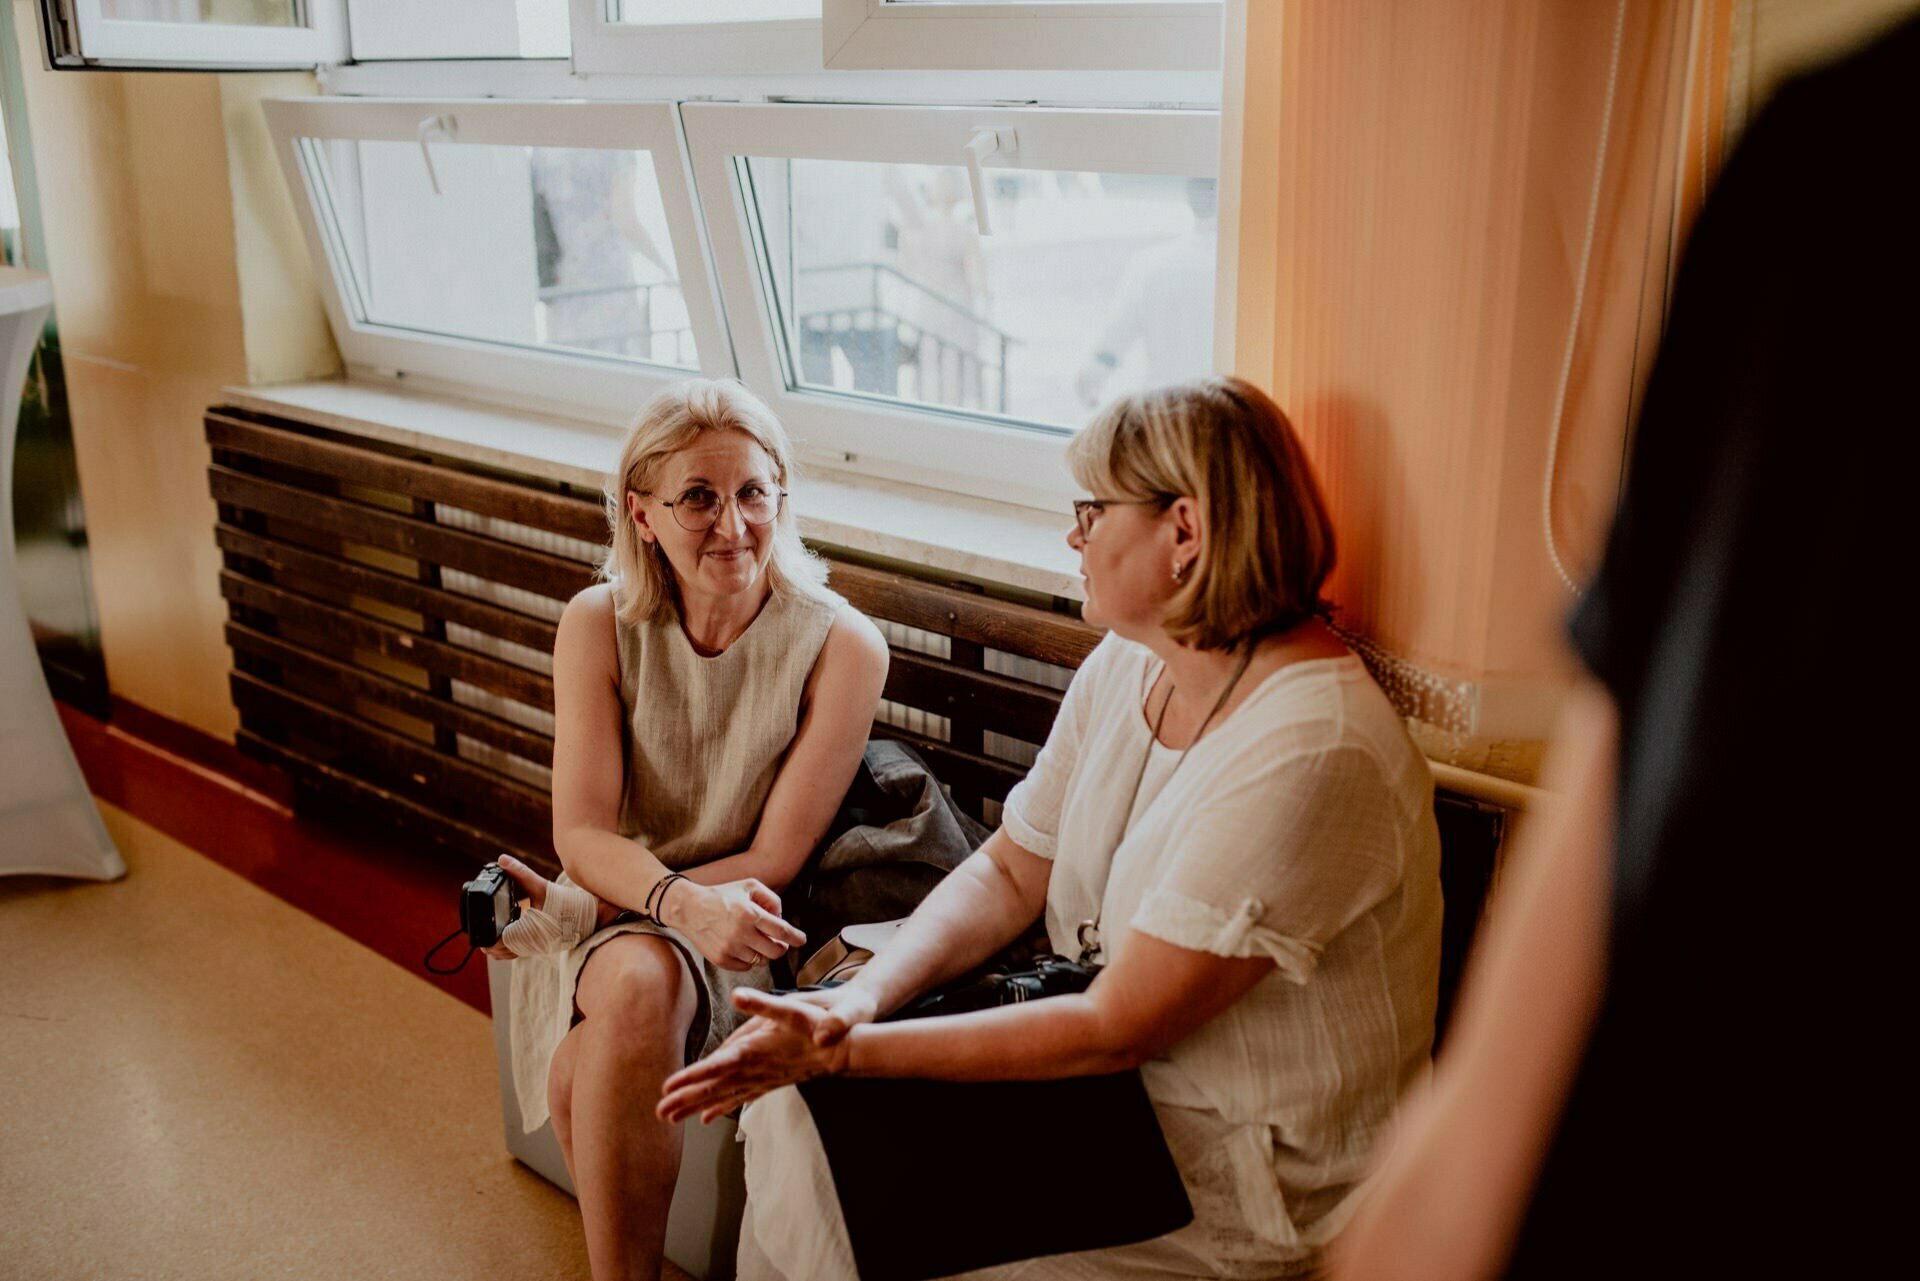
[498,878,598,957]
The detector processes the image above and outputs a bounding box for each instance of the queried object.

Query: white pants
[735,1085,1324,1281]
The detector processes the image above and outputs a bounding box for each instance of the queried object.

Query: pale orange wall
[20,64,246,739]
[1222,1,1694,743]
[1737,0,1919,122]
[10,0,334,739]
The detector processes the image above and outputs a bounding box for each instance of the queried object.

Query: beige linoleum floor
[0,803,690,1281]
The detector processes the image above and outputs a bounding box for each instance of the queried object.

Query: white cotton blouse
[1000,633,1443,1257]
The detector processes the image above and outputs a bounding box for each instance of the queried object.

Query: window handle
[417,113,459,196]
[963,128,1016,236]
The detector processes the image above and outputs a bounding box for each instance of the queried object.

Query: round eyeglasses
[1072,496,1171,540]
[646,483,788,533]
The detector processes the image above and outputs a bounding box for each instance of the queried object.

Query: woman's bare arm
[1330,680,1616,1281]
[677,606,888,894]
[832,827,1057,1023]
[549,585,668,911]
[658,916,1272,1120]
[830,932,1271,1083]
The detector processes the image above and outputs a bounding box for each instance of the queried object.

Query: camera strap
[423,927,478,975]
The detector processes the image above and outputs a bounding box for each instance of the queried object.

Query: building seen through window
[747,158,1217,432]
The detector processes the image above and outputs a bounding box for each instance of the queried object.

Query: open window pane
[570,0,819,75]
[883,0,1205,5]
[744,156,1215,431]
[41,0,345,68]
[267,99,729,421]
[610,0,811,21]
[821,0,1220,72]
[685,103,1219,508]
[344,0,568,59]
[102,1,296,23]
[309,139,698,369]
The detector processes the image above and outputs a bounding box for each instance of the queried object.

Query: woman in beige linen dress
[490,379,887,1281]
[660,377,1443,1280]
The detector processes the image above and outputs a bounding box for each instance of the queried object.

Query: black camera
[461,862,521,948]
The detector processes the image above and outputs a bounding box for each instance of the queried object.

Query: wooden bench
[205,406,1507,1277]
[205,407,1101,861]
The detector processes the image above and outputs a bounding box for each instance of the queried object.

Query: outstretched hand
[657,989,854,1125]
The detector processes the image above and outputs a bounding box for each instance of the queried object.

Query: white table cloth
[0,266,121,880]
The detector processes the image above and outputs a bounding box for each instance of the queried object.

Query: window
[685,103,1219,508]
[568,0,818,76]
[36,0,347,70]
[265,98,731,423]
[345,0,567,61]
[822,0,1221,72]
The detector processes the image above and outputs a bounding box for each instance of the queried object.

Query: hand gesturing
[657,988,855,1124]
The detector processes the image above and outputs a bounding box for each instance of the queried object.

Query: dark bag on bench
[785,740,988,978]
[798,1067,1192,1281]
[795,972,1194,1281]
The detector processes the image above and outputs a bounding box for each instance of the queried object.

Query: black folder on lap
[796,1071,1194,1281]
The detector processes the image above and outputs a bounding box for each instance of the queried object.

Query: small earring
[1172,558,1191,583]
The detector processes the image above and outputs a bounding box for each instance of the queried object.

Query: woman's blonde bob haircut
[601,379,828,627]
[1067,376,1336,652]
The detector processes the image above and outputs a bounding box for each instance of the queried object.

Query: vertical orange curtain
[1675,0,1739,254]
[1222,1,1703,741]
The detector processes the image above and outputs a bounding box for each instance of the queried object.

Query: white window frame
[321,51,1221,116]
[822,0,1220,72]
[345,0,568,62]
[568,0,821,77]
[682,101,1220,512]
[263,97,734,425]
[38,0,348,70]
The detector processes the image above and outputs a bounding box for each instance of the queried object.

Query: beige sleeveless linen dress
[509,581,843,1132]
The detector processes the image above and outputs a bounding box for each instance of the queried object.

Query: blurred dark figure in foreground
[1335,15,1919,1281]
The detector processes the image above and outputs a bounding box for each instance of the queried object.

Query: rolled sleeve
[1132,887,1324,984]
[994,634,1122,860]
[1000,782,1059,859]
[1133,745,1407,980]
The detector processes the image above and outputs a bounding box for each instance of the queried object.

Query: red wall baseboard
[105,696,294,807]
[60,699,491,1016]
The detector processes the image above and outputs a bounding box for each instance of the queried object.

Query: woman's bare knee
[575,935,698,1055]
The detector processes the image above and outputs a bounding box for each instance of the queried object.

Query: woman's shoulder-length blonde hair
[1066,375,1336,652]
[601,379,829,628]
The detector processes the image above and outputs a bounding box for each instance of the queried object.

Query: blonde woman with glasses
[661,376,1444,1280]
[488,379,887,1281]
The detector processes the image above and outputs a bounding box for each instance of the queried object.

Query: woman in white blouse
[660,376,1443,1279]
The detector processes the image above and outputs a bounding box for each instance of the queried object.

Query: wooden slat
[226,622,554,769]
[204,414,1111,846]
[830,559,1100,669]
[210,465,596,601]
[216,525,558,653]
[882,647,1060,748]
[209,411,608,544]
[220,572,554,713]
[237,730,554,872]
[874,724,1027,808]
[232,672,552,838]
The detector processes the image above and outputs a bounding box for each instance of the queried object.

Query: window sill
[221,379,1087,603]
